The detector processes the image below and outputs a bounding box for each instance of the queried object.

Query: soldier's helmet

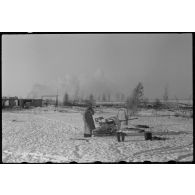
[86,101,93,108]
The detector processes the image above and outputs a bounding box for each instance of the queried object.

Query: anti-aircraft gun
[93,116,138,136]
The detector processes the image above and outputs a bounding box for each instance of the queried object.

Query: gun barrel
[119,118,138,122]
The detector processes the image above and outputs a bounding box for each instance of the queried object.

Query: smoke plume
[27,69,124,101]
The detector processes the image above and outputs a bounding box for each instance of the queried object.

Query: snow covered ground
[2,107,193,163]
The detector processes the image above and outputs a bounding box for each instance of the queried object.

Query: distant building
[2,97,42,108]
[2,97,19,108]
[19,99,42,108]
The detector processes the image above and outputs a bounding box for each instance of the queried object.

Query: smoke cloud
[27,69,124,101]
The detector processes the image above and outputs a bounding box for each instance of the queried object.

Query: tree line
[62,82,189,110]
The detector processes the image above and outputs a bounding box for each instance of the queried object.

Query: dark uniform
[83,106,95,137]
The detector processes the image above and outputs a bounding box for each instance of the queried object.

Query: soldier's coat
[83,107,95,135]
[117,108,128,130]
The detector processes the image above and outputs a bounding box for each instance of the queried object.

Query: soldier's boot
[117,132,121,142]
[121,133,125,142]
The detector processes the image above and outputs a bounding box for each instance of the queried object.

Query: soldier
[83,103,95,137]
[116,108,128,142]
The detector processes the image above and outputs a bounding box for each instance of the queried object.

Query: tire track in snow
[132,142,193,160]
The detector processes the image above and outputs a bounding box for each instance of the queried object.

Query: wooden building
[2,97,42,108]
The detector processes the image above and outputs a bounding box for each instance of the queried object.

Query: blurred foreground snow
[2,107,193,163]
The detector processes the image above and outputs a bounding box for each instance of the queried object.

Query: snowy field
[2,106,193,163]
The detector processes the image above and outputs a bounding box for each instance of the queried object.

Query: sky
[2,33,192,100]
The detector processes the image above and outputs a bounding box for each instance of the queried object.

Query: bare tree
[120,93,125,102]
[102,93,106,102]
[188,94,192,105]
[97,95,101,101]
[63,92,69,106]
[107,93,111,102]
[115,93,120,101]
[163,84,169,104]
[126,82,144,116]
[74,85,80,101]
[174,95,179,110]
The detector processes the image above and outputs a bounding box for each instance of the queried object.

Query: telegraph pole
[56,88,58,107]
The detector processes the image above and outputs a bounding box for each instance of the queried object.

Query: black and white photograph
[2,33,193,163]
